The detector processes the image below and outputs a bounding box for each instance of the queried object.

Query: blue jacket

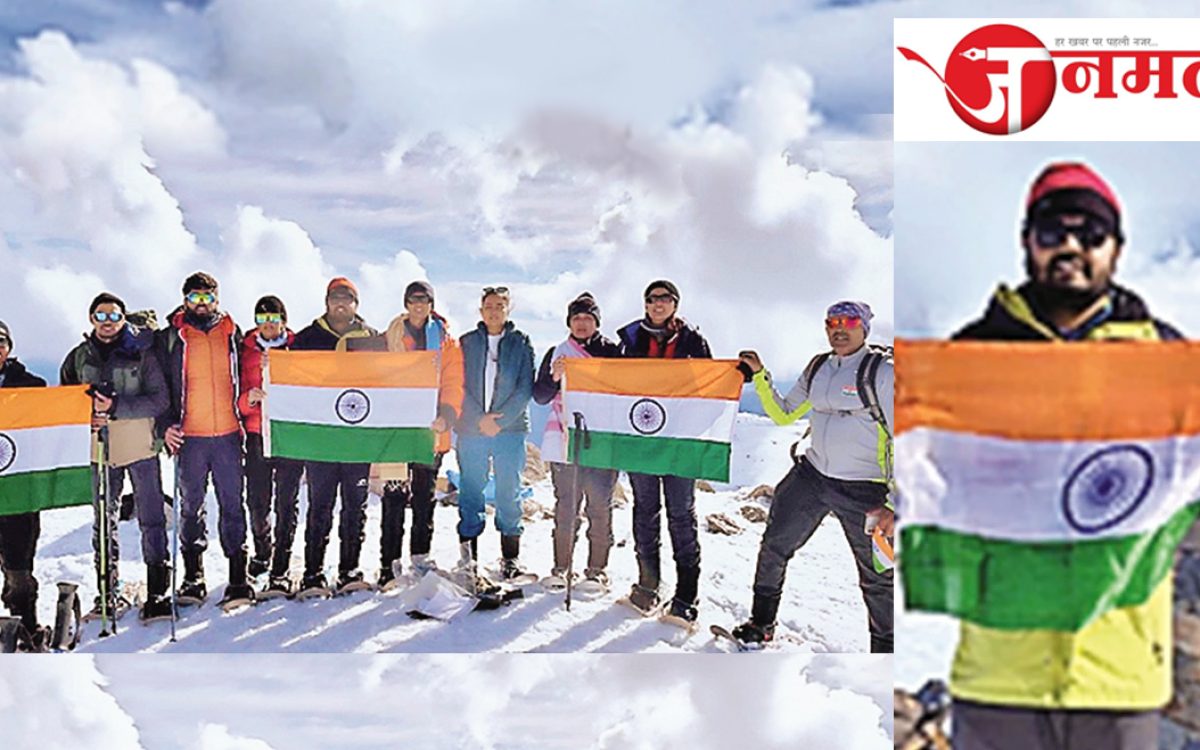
[458,321,534,435]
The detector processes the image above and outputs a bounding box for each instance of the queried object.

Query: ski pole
[97,425,112,638]
[170,449,181,643]
[565,412,590,611]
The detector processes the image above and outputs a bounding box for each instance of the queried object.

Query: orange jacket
[384,312,463,454]
[179,314,240,438]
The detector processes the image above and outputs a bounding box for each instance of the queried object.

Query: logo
[334,389,371,425]
[899,24,1056,134]
[841,384,859,398]
[629,398,667,435]
[1061,445,1153,534]
[0,434,14,473]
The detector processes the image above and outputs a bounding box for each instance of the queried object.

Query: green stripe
[569,429,730,482]
[270,421,435,464]
[900,501,1200,631]
[0,466,92,516]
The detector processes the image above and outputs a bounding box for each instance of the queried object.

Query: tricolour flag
[897,340,1200,631]
[563,359,742,482]
[264,350,438,464]
[0,386,92,515]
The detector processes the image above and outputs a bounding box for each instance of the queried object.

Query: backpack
[802,343,893,436]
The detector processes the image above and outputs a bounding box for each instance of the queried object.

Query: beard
[1025,253,1109,313]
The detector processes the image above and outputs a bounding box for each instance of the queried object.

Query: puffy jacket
[383,312,463,454]
[753,344,893,484]
[155,310,242,439]
[238,327,296,436]
[61,325,169,465]
[0,359,46,389]
[949,281,1180,711]
[60,326,169,420]
[616,316,712,359]
[458,321,534,435]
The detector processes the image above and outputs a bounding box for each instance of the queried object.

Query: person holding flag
[533,292,621,593]
[292,277,380,596]
[0,321,52,645]
[375,281,463,589]
[733,300,894,651]
[617,280,712,623]
[901,162,1182,749]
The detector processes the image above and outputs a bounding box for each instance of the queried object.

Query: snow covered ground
[28,413,876,653]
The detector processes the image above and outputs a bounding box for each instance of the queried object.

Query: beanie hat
[644,279,680,302]
[0,319,10,347]
[405,281,435,306]
[566,292,601,327]
[326,277,359,301]
[1025,162,1122,240]
[827,300,873,336]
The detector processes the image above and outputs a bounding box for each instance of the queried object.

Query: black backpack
[801,343,892,436]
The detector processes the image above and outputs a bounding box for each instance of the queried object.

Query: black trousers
[379,454,444,568]
[245,433,304,576]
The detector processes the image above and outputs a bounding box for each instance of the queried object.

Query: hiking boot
[731,619,775,646]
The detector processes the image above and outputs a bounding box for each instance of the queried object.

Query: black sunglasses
[1032,219,1113,250]
[482,286,510,297]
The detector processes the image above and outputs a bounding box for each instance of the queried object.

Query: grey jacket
[753,344,893,482]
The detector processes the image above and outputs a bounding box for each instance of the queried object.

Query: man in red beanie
[946,162,1181,748]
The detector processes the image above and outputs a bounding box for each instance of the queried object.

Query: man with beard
[947,162,1181,749]
[293,278,380,596]
[158,272,252,610]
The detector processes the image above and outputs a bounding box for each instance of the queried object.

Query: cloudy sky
[896,141,1200,338]
[0,0,907,383]
[0,654,893,749]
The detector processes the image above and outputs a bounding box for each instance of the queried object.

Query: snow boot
[139,564,174,622]
[219,553,255,610]
[177,550,207,605]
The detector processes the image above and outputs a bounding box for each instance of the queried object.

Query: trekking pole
[565,412,590,611]
[170,450,181,643]
[97,424,112,638]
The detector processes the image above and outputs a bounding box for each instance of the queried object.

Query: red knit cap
[1026,162,1121,215]
[327,277,358,300]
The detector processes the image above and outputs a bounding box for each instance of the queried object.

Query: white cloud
[194,725,277,750]
[0,655,144,750]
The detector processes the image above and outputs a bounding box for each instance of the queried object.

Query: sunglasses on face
[826,315,863,330]
[645,293,675,304]
[406,295,432,304]
[186,291,217,306]
[0,338,9,348]
[1032,219,1112,250]
[92,311,125,323]
[255,313,284,325]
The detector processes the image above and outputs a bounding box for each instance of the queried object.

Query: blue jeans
[456,432,526,538]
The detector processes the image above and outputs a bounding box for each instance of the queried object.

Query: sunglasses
[406,294,432,304]
[482,286,510,297]
[92,311,125,323]
[826,315,863,330]
[186,291,217,305]
[255,313,284,325]
[645,293,676,304]
[0,338,9,348]
[1032,219,1112,250]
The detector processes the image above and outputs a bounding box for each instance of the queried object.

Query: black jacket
[532,333,623,405]
[953,282,1183,341]
[292,316,379,351]
[60,326,168,420]
[616,316,712,359]
[0,359,46,389]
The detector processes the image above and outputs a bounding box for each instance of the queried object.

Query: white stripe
[897,427,1200,542]
[0,424,91,477]
[563,391,736,444]
[267,385,437,429]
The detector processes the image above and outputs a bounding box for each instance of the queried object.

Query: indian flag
[563,359,742,482]
[264,350,438,464]
[897,340,1200,631]
[0,386,92,515]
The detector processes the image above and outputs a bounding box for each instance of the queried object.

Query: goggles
[92,311,125,323]
[825,315,864,330]
[186,291,217,306]
[255,313,284,325]
[645,292,676,304]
